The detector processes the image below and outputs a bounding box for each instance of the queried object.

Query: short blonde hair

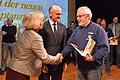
[23,12,44,29]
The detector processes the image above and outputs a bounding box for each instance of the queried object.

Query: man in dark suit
[38,5,67,80]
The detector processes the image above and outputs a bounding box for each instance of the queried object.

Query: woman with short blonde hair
[6,12,63,80]
[23,12,44,30]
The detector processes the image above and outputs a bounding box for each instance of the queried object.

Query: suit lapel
[46,21,57,43]
[56,23,61,42]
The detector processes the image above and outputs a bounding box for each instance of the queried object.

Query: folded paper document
[70,38,96,57]
[70,43,86,57]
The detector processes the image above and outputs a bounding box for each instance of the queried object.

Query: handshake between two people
[55,53,64,63]
[34,53,64,70]
[40,53,65,73]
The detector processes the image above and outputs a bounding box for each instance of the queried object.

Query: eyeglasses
[7,20,13,21]
[76,14,89,18]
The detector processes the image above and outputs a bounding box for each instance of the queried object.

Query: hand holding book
[85,54,93,61]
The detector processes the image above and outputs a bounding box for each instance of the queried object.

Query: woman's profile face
[39,18,45,29]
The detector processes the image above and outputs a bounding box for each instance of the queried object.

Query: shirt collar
[49,19,57,25]
[79,21,92,29]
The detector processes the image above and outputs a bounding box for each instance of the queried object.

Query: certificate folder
[70,38,96,57]
[70,43,85,57]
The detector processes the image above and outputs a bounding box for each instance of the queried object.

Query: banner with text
[0,0,68,31]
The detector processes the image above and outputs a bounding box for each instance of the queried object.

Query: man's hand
[85,54,93,61]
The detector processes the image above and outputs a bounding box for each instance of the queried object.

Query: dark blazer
[38,20,67,80]
[39,20,67,56]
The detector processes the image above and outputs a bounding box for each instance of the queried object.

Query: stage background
[0,0,68,29]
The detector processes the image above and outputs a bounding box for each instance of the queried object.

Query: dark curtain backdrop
[76,0,120,24]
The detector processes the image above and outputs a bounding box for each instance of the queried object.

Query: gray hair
[77,6,92,19]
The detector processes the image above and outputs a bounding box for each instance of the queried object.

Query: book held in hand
[70,37,96,57]
[70,43,85,57]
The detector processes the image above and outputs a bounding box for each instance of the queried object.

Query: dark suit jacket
[38,20,67,56]
[38,21,68,80]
